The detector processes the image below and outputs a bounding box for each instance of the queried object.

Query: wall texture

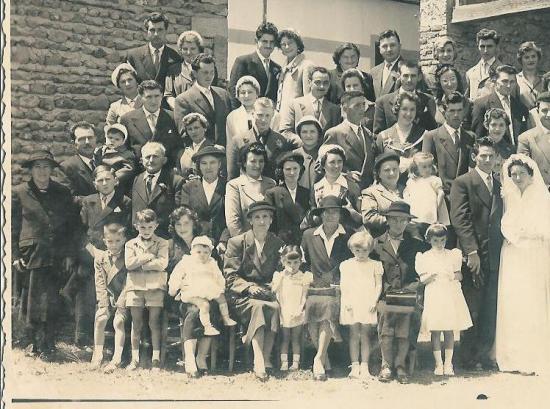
[10,0,228,186]
[419,0,549,83]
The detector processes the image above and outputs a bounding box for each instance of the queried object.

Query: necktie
[314,99,321,119]
[264,58,270,75]
[146,174,154,197]
[454,129,460,150]
[148,113,157,133]
[487,174,493,194]
[153,49,160,70]
[89,158,95,171]
[101,195,108,209]
[357,126,366,152]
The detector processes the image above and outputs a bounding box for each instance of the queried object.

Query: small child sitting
[168,236,237,336]
[93,124,136,191]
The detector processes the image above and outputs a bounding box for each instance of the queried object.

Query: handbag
[380,289,418,314]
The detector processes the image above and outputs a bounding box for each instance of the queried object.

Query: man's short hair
[255,22,278,40]
[537,91,550,105]
[138,80,163,95]
[490,64,517,80]
[135,209,158,224]
[191,53,216,72]
[103,222,126,239]
[69,121,95,142]
[340,90,365,106]
[442,91,466,110]
[253,97,274,111]
[308,66,330,81]
[476,28,500,45]
[144,12,169,30]
[472,137,496,156]
[398,59,421,74]
[378,29,400,44]
[93,165,117,180]
[141,141,166,156]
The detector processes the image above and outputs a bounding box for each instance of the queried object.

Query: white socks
[152,350,160,361]
[132,348,140,362]
[444,348,454,366]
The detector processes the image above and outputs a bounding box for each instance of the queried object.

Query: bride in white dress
[496,154,550,375]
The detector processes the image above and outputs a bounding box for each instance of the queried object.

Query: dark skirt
[231,296,279,344]
[304,295,341,340]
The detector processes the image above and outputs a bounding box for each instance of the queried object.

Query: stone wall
[419,0,549,83]
[10,0,228,186]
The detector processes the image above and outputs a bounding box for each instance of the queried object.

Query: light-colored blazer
[361,183,404,238]
[125,234,169,291]
[225,174,276,237]
[276,53,315,113]
[106,96,142,125]
[465,58,502,101]
[517,125,550,186]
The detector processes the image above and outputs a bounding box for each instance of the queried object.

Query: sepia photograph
[1,0,549,408]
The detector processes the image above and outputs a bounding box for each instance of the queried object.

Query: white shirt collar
[385,58,399,69]
[195,83,211,94]
[149,43,164,58]
[245,173,262,183]
[481,56,496,68]
[144,170,162,181]
[308,93,324,104]
[444,122,460,140]
[344,119,360,135]
[322,174,348,189]
[496,90,510,103]
[256,49,270,64]
[143,107,160,117]
[100,191,115,207]
[313,224,346,240]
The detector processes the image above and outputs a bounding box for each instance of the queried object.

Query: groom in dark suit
[450,137,503,370]
[126,12,182,92]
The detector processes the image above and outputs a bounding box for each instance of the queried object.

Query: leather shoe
[396,367,409,384]
[378,366,393,382]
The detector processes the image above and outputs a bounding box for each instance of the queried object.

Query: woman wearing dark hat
[361,151,405,238]
[177,144,228,248]
[224,201,284,380]
[294,115,323,191]
[301,196,353,380]
[12,148,80,360]
[264,151,311,245]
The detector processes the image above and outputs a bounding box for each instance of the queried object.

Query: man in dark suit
[56,121,97,203]
[323,91,376,189]
[279,66,342,141]
[229,22,281,105]
[370,30,402,100]
[174,53,233,147]
[471,65,529,145]
[12,148,80,360]
[131,142,184,238]
[450,138,503,370]
[423,92,475,198]
[373,60,437,133]
[126,12,182,92]
[120,80,181,169]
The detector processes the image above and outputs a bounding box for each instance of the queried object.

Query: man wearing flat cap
[371,201,427,384]
[12,148,80,361]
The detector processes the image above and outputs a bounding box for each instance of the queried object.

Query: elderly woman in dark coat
[265,151,311,245]
[224,201,285,380]
[12,148,80,360]
[301,196,353,380]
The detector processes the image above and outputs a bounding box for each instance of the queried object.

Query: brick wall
[10,0,228,186]
[419,0,549,85]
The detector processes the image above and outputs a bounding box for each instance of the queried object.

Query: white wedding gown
[495,155,550,375]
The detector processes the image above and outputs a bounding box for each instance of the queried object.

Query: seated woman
[265,151,311,245]
[327,43,375,104]
[224,201,284,380]
[375,91,426,183]
[106,63,142,125]
[175,113,212,178]
[361,151,404,238]
[433,65,472,129]
[225,142,276,237]
[294,116,323,191]
[301,196,353,380]
[312,144,362,227]
[341,69,376,131]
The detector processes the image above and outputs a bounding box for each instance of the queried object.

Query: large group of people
[11,11,550,384]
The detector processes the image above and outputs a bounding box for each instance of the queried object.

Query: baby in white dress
[271,245,313,371]
[168,236,237,336]
[339,231,383,379]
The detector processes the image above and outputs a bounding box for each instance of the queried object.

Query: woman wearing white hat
[106,63,142,125]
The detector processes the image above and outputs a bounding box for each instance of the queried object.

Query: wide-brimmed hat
[191,144,226,162]
[191,235,214,250]
[246,200,276,218]
[310,195,350,217]
[374,151,400,172]
[295,115,323,135]
[111,62,137,87]
[381,201,416,219]
[104,123,128,141]
[22,148,60,168]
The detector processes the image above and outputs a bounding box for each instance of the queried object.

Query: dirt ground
[3,342,548,409]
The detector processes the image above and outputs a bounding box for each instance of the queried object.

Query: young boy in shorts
[125,209,169,370]
[91,223,129,371]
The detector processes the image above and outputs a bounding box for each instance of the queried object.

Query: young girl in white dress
[168,236,237,336]
[271,245,313,371]
[416,224,472,376]
[403,152,450,236]
[339,231,383,379]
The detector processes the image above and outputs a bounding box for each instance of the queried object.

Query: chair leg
[179,318,186,363]
[408,349,417,376]
[228,326,236,373]
[210,336,218,370]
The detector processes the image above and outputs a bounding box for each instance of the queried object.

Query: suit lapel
[344,123,364,159]
[244,231,263,272]
[194,88,214,116]
[534,130,550,165]
[89,195,116,227]
[148,169,169,203]
[438,127,459,163]
[140,46,157,79]
[208,179,224,211]
[251,52,268,84]
[134,174,149,203]
[471,170,492,209]
[135,110,154,140]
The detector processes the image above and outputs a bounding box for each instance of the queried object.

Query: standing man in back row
[229,22,281,106]
[370,30,403,100]
[126,12,182,93]
[465,28,503,101]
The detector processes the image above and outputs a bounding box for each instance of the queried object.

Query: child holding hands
[416,224,472,376]
[168,236,237,336]
[339,231,383,379]
[125,209,169,370]
[271,245,313,371]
